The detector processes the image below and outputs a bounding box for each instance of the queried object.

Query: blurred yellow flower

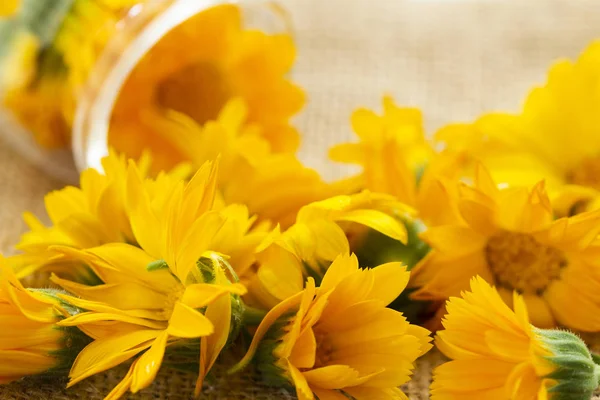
[0,256,64,383]
[234,253,432,400]
[0,0,19,17]
[100,3,303,171]
[4,3,303,172]
[438,40,600,215]
[329,96,466,226]
[152,98,330,227]
[246,191,411,309]
[410,164,600,331]
[52,160,249,397]
[330,96,431,204]
[433,277,600,400]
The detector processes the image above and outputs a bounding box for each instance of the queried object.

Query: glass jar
[0,0,298,181]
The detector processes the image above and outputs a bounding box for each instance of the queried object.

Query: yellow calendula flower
[109,3,303,170]
[0,256,87,384]
[246,191,411,309]
[438,40,600,215]
[432,277,600,400]
[233,253,432,400]
[150,98,331,227]
[410,164,600,331]
[15,150,189,280]
[50,160,250,398]
[330,96,432,204]
[329,95,466,226]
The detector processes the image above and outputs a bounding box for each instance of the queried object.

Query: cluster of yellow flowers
[3,2,600,400]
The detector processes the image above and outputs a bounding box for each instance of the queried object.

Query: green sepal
[147,259,169,272]
[354,217,429,270]
[196,257,216,283]
[46,324,93,376]
[537,328,600,400]
[227,294,245,347]
[32,287,83,316]
[27,288,92,379]
[250,313,295,389]
[163,339,200,374]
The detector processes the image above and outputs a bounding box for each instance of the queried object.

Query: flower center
[313,329,334,368]
[157,62,232,126]
[484,231,567,294]
[163,285,186,320]
[566,156,600,190]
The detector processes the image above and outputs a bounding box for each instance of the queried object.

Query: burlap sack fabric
[1,0,600,398]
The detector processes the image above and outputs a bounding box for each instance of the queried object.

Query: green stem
[243,305,268,326]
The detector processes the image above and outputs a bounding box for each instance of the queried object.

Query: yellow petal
[521,294,555,329]
[458,199,498,236]
[312,388,349,400]
[368,262,409,306]
[196,286,231,396]
[68,329,159,387]
[431,358,513,392]
[175,211,226,282]
[288,327,316,369]
[131,330,169,392]
[329,143,365,164]
[51,274,168,311]
[302,365,375,389]
[0,0,19,16]
[229,290,305,374]
[0,260,56,323]
[58,311,166,330]
[181,282,247,309]
[345,387,409,400]
[104,359,136,400]
[318,253,359,296]
[57,294,165,321]
[0,350,55,377]
[127,164,162,259]
[336,209,407,244]
[167,302,214,338]
[420,225,486,260]
[288,361,314,400]
[86,243,179,292]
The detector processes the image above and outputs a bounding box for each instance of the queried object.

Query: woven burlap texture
[1,0,600,398]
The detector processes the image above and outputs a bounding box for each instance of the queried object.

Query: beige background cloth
[1,0,600,398]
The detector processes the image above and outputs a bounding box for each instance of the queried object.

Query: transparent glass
[0,0,290,181]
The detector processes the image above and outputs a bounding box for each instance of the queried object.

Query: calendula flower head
[246,191,411,309]
[432,276,600,400]
[14,150,190,281]
[329,95,467,226]
[0,256,89,384]
[410,164,600,331]
[437,40,600,216]
[233,253,432,400]
[103,3,303,171]
[46,160,258,398]
[330,96,432,204]
[151,97,331,227]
